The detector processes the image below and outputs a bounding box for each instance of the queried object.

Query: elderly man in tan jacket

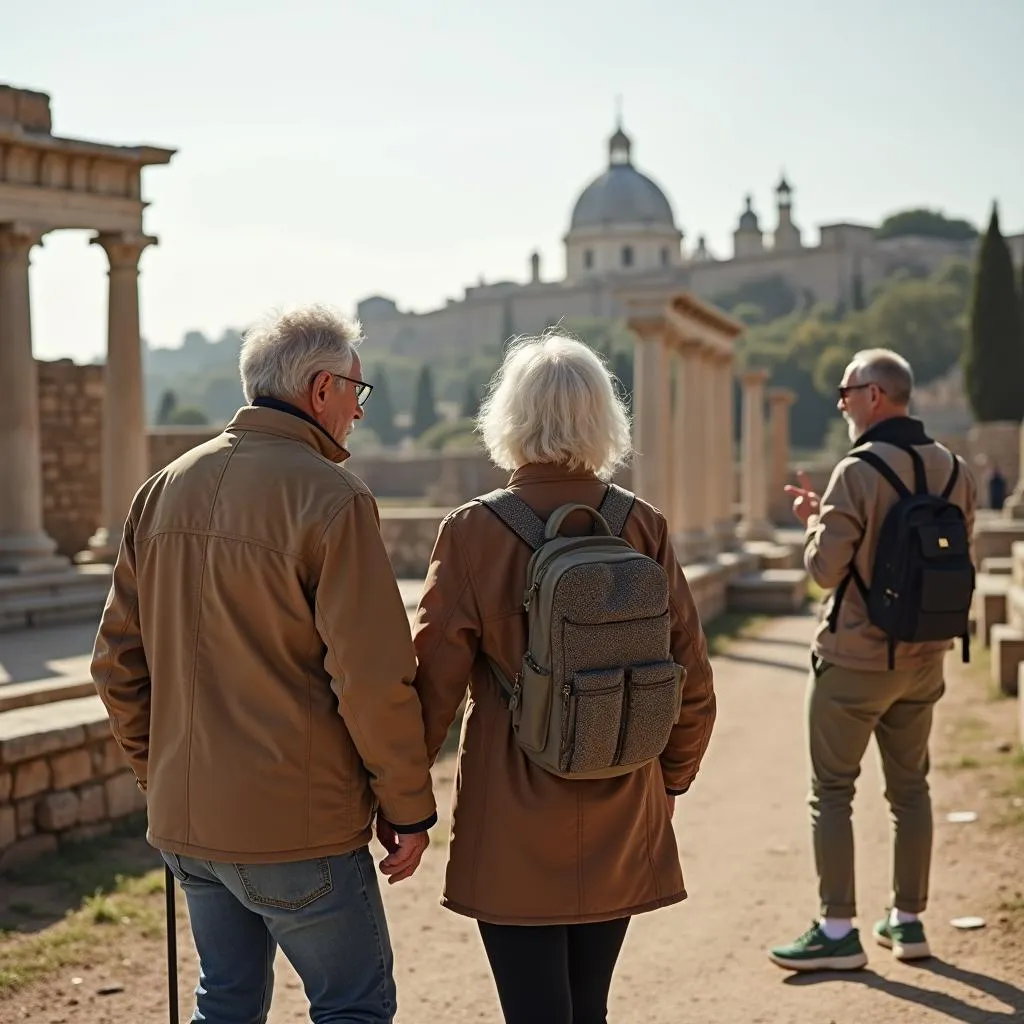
[91,305,435,1024]
[770,348,975,973]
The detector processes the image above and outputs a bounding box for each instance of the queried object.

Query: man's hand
[784,470,821,527]
[377,822,430,885]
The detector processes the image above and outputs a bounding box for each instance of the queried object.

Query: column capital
[740,367,770,388]
[767,386,797,406]
[627,316,666,345]
[91,232,157,270]
[0,222,45,260]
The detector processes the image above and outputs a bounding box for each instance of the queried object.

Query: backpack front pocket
[561,667,625,773]
[616,661,683,767]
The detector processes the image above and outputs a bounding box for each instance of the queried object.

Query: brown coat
[412,463,716,925]
[806,417,977,671]
[91,403,436,863]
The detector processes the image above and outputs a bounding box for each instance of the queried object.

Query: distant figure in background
[988,462,1007,510]
[771,348,976,973]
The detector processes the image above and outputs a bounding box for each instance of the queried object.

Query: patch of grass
[705,613,769,657]
[957,755,981,770]
[0,867,165,998]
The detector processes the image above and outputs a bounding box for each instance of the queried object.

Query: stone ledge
[0,695,107,765]
[0,675,97,714]
[981,556,1015,575]
[973,574,1011,647]
[726,568,809,614]
[990,623,1024,696]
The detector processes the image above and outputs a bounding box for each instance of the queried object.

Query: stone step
[743,541,796,571]
[726,569,808,614]
[973,573,1012,646]
[1007,584,1024,633]
[0,675,96,714]
[0,694,108,764]
[990,623,1024,697]
[974,521,1024,565]
[0,566,112,632]
[1013,542,1024,588]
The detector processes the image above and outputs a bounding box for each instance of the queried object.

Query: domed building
[564,123,683,281]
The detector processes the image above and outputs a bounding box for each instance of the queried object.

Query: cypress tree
[460,378,482,419]
[411,366,440,437]
[361,366,398,446]
[963,204,1024,422]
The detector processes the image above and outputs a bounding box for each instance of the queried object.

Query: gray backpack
[478,484,685,780]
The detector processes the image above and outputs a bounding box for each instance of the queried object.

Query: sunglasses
[318,372,374,407]
[836,383,882,400]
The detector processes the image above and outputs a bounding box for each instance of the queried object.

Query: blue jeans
[162,846,395,1024]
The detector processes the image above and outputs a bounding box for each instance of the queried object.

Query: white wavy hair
[239,304,363,404]
[478,333,632,478]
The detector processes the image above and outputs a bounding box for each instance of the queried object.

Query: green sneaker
[873,915,931,961]
[769,922,868,972]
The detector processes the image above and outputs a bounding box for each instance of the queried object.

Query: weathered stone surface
[12,759,51,800]
[100,738,127,776]
[0,697,105,764]
[64,822,112,844]
[0,771,11,803]
[50,749,93,790]
[0,833,58,873]
[37,790,80,831]
[85,719,114,742]
[15,799,35,837]
[77,782,106,824]
[105,772,141,819]
[0,805,16,850]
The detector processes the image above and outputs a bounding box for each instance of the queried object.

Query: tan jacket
[412,463,716,925]
[92,402,436,863]
[806,417,976,671]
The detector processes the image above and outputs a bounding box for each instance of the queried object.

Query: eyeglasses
[837,383,882,400]
[316,372,374,407]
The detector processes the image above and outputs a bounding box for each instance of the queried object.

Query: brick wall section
[38,359,104,557]
[0,698,145,871]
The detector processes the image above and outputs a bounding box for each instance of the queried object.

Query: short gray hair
[847,348,914,405]
[478,333,632,478]
[239,305,363,404]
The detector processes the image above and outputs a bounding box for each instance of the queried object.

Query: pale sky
[5,0,1022,362]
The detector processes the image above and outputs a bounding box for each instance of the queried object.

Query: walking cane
[165,864,179,1024]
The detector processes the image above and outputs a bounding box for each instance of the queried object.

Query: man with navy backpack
[769,348,976,973]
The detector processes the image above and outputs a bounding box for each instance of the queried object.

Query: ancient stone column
[767,387,797,523]
[83,233,156,562]
[738,368,774,541]
[0,223,67,572]
[668,338,708,562]
[715,355,738,549]
[631,326,670,512]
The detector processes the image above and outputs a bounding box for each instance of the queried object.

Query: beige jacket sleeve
[315,491,437,831]
[411,517,482,765]
[654,519,717,795]
[91,517,151,789]
[804,458,869,590]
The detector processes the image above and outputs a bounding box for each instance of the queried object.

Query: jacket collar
[852,415,932,450]
[508,462,602,486]
[227,399,350,463]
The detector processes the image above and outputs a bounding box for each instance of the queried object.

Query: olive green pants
[807,656,945,919]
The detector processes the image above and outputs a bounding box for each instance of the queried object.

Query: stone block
[64,822,112,845]
[981,556,1015,575]
[12,759,51,800]
[0,805,15,850]
[105,772,141,819]
[0,833,58,873]
[50,749,93,790]
[85,719,113,742]
[727,569,809,614]
[973,575,1011,646]
[37,790,80,831]
[77,782,106,824]
[99,738,127,776]
[0,724,87,765]
[15,799,35,837]
[990,623,1024,696]
[0,771,11,803]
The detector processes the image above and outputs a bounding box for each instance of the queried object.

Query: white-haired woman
[412,334,716,1024]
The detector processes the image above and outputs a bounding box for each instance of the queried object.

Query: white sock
[820,917,853,940]
[890,907,918,926]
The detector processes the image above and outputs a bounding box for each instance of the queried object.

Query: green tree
[460,379,482,419]
[411,365,440,437]
[166,405,210,426]
[875,208,977,242]
[963,205,1024,422]
[361,366,399,446]
[155,389,178,425]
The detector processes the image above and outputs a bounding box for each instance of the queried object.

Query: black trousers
[478,918,631,1024]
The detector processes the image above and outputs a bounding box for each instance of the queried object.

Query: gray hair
[239,305,363,404]
[477,333,632,478]
[847,348,914,405]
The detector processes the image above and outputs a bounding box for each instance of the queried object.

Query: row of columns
[631,319,797,559]
[0,222,153,573]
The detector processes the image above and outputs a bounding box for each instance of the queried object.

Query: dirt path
[7,611,1024,1023]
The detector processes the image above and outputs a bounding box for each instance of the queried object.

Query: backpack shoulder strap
[941,453,961,500]
[896,443,929,495]
[597,484,636,538]
[476,489,546,551]
[850,448,913,500]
